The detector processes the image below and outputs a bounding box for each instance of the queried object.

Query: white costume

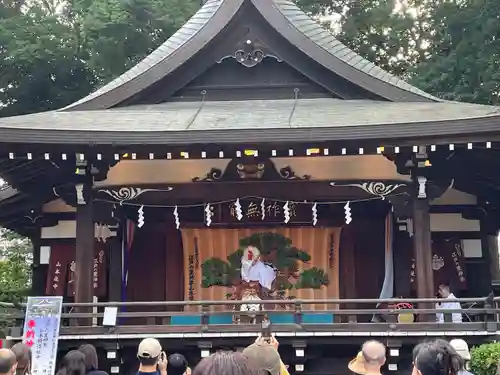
[436,293,463,323]
[240,246,276,290]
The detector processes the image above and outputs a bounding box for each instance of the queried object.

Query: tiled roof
[271,0,437,101]
[1,99,499,144]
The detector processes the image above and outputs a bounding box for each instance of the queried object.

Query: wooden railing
[4,297,500,338]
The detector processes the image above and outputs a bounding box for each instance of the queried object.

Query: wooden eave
[1,100,500,145]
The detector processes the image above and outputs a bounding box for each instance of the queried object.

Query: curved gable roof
[63,0,437,111]
[259,0,437,102]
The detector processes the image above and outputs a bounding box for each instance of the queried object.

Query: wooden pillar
[75,181,94,307]
[31,229,46,296]
[412,192,434,322]
[412,198,434,298]
[108,235,123,302]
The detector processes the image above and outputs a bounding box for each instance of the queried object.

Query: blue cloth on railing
[169,313,334,325]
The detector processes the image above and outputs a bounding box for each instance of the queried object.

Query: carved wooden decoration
[217,31,282,68]
[192,158,310,182]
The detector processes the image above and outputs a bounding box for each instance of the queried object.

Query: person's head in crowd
[412,339,461,375]
[0,349,17,375]
[10,343,31,375]
[449,339,470,370]
[193,351,259,375]
[167,354,188,375]
[242,338,281,375]
[137,338,163,372]
[56,350,86,375]
[78,344,99,372]
[438,283,452,298]
[348,340,386,375]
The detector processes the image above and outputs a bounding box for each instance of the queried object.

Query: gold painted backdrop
[181,227,341,311]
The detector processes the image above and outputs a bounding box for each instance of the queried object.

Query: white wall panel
[430,214,480,232]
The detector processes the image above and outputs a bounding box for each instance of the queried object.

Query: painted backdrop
[180,227,341,311]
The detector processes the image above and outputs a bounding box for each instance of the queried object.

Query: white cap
[137,338,162,358]
[450,339,470,360]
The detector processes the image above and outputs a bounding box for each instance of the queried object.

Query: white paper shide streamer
[261,198,266,220]
[235,198,243,221]
[173,205,180,229]
[283,201,290,224]
[344,201,352,224]
[312,203,318,226]
[205,203,213,227]
[137,205,145,228]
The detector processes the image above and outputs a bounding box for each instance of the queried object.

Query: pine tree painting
[201,232,329,299]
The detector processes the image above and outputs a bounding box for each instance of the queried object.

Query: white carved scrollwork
[330,181,406,197]
[98,187,172,202]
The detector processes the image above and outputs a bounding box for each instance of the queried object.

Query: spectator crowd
[0,336,474,375]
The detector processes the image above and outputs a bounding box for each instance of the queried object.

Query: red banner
[46,241,108,297]
[45,244,72,296]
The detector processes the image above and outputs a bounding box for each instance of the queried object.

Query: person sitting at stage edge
[449,339,474,375]
[436,283,463,323]
[242,335,289,375]
[10,343,31,375]
[137,338,168,375]
[0,349,17,375]
[348,340,386,375]
[78,344,109,375]
[412,339,461,375]
[193,352,260,375]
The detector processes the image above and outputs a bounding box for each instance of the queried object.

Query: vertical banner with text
[22,297,63,375]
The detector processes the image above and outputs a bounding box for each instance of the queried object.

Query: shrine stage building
[3,0,500,373]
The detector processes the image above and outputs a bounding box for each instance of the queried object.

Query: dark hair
[78,345,98,371]
[167,354,188,375]
[56,351,86,375]
[0,349,16,374]
[193,351,261,375]
[413,340,462,375]
[11,344,31,375]
[138,357,158,367]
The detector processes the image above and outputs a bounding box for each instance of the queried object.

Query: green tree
[295,0,442,77]
[0,0,199,117]
[0,228,32,337]
[410,0,500,105]
[0,228,32,294]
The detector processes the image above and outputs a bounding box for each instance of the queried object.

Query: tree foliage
[0,228,32,296]
[0,0,199,116]
[1,0,500,116]
[296,0,500,105]
[0,228,31,337]
[470,342,500,375]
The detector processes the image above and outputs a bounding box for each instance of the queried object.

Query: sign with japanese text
[22,297,63,375]
[207,198,311,224]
